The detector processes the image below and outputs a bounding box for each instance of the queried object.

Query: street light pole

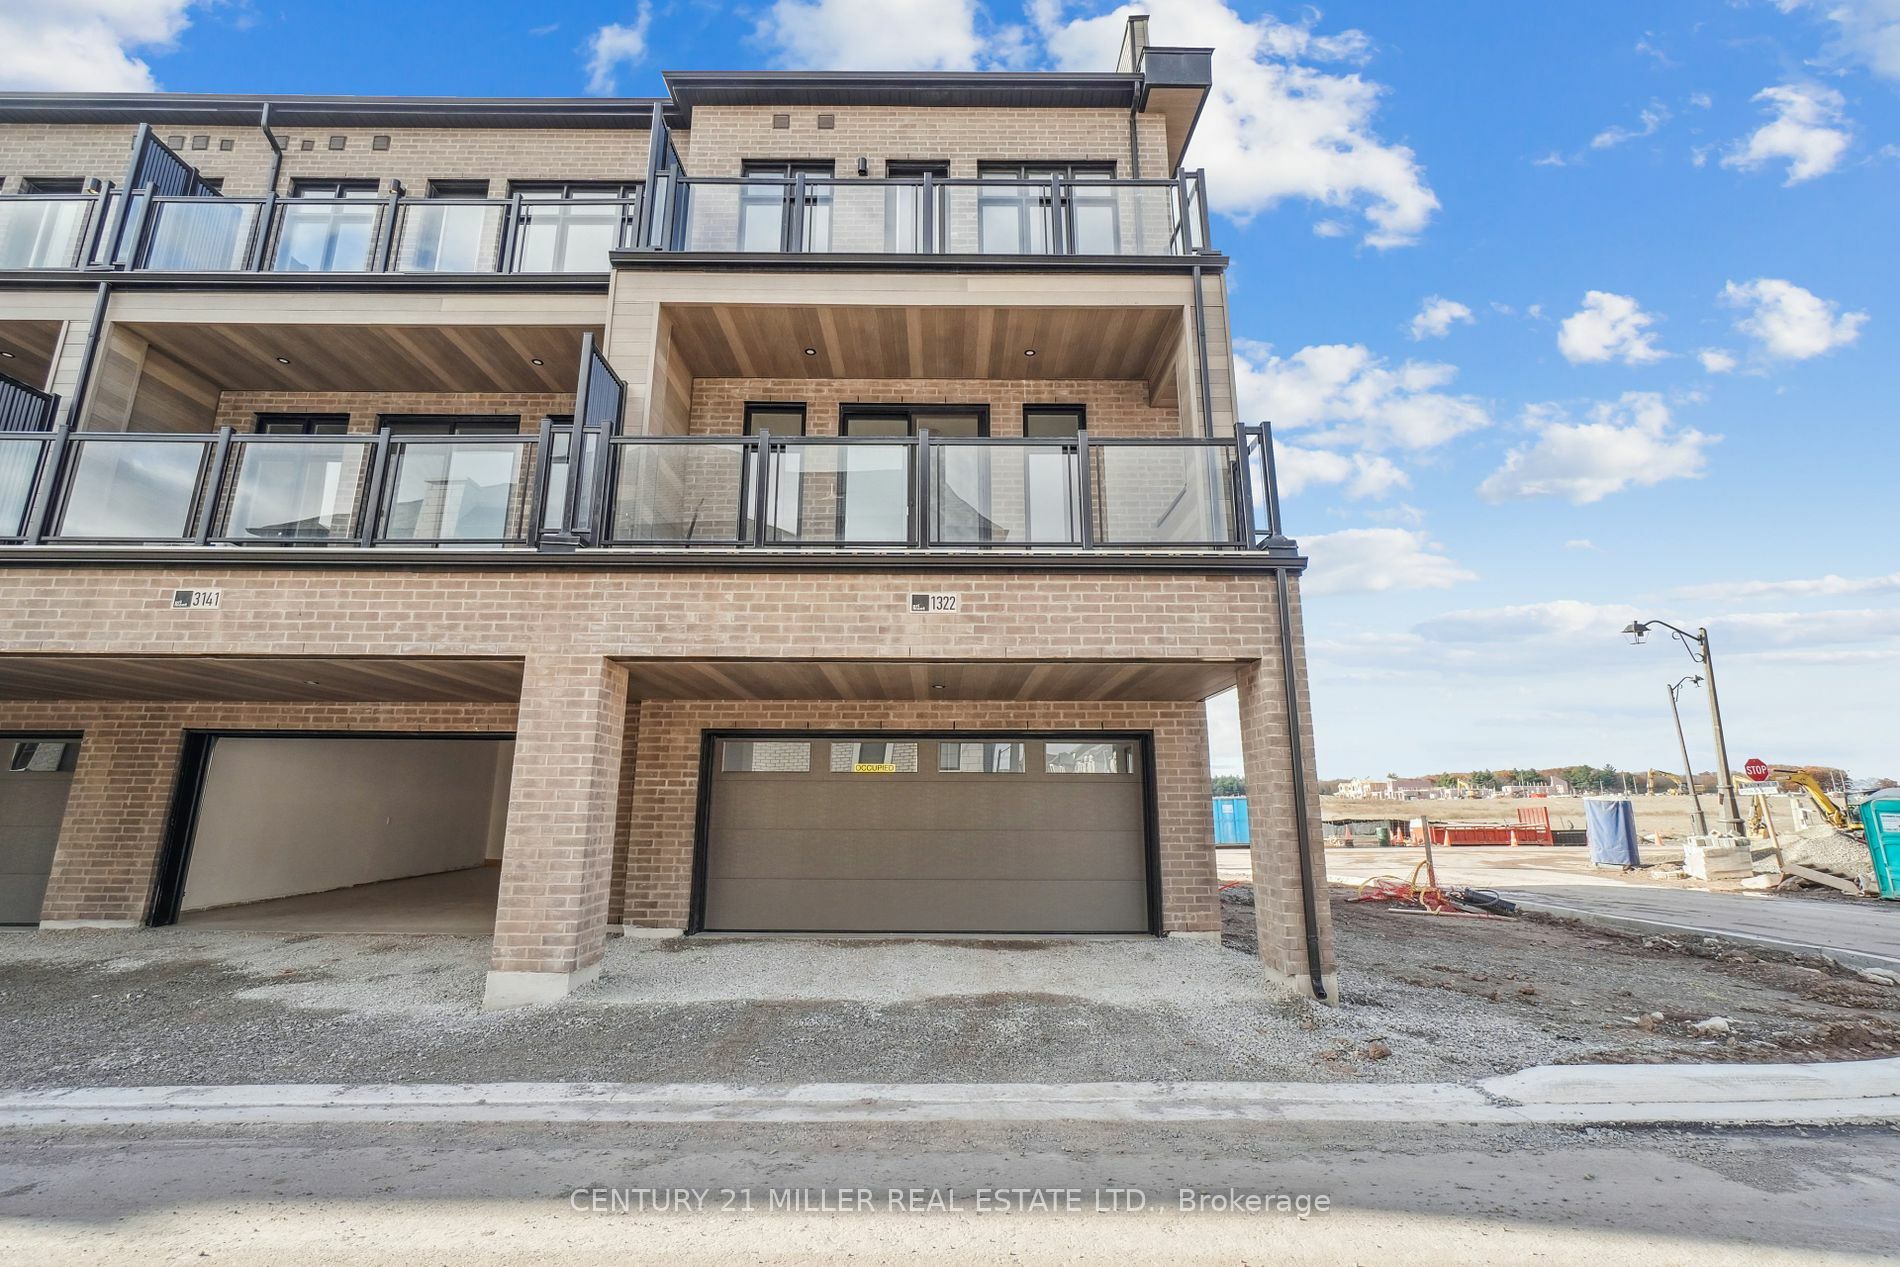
[1623,620,1745,837]
[1668,675,1709,837]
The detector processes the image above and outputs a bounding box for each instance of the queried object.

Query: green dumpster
[1862,792,1900,900]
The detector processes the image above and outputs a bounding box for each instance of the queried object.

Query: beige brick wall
[673,107,1170,180]
[0,122,650,197]
[0,567,1281,663]
[687,377,1183,438]
[616,698,1217,935]
[0,699,516,924]
[213,391,575,434]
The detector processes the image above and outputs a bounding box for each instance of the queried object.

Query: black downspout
[259,102,283,194]
[1274,567,1327,1001]
[1190,263,1215,438]
[65,281,112,429]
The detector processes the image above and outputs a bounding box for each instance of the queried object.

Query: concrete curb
[1510,896,1900,974]
[2,1057,1896,1128]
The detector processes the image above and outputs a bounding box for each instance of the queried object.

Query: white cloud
[1557,291,1669,365]
[584,6,651,95]
[1238,340,1491,451]
[0,0,196,91]
[1564,538,1599,551]
[1722,84,1852,185]
[1408,296,1474,341]
[1721,278,1868,360]
[1037,0,1439,247]
[1417,599,1640,645]
[1479,392,1716,505]
[1675,570,1900,601]
[1777,0,1900,82]
[1590,103,1669,150]
[756,0,990,70]
[1272,444,1409,500]
[1301,528,1476,596]
[1698,348,1739,374]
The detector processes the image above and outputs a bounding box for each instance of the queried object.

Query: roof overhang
[0,93,662,129]
[660,71,1143,127]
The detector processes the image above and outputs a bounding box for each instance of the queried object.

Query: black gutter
[63,282,111,429]
[0,93,663,129]
[0,547,1306,575]
[1274,566,1327,1001]
[259,102,283,194]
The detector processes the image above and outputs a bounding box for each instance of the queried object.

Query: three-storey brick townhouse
[0,17,1334,1009]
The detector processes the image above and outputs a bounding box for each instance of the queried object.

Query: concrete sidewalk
[1223,846,1900,971]
[4,1055,1897,1128]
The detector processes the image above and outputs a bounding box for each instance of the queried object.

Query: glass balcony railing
[666,175,1206,257]
[0,197,96,269]
[8,424,1275,555]
[0,173,1205,272]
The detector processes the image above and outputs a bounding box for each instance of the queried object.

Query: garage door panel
[708,828,1149,881]
[0,767,76,926]
[705,878,1150,933]
[704,733,1152,933]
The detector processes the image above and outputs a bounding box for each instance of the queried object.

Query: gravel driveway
[5,885,1891,1089]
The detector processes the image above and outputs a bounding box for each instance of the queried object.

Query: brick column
[39,707,184,928]
[484,654,630,1010]
[1234,577,1336,1000]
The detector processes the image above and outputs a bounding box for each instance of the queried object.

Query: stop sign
[1745,758,1771,782]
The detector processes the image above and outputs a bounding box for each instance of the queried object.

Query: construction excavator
[1748,765,1858,834]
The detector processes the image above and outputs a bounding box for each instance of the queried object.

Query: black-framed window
[5,738,78,773]
[976,162,1116,254]
[739,161,834,252]
[19,177,86,195]
[426,179,490,199]
[840,404,987,438]
[1024,405,1086,437]
[377,415,520,436]
[885,163,948,252]
[743,402,806,435]
[510,182,640,271]
[289,179,380,199]
[256,413,349,435]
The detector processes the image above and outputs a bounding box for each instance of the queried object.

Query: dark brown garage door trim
[688,728,1163,936]
[148,728,517,927]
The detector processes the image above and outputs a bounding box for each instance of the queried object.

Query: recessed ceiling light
[275,356,292,364]
[803,347,817,356]
[530,357,543,366]
[302,679,322,686]
[0,350,14,359]
[1023,348,1037,357]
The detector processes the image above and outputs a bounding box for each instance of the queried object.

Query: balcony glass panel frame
[1087,438,1240,549]
[270,198,384,273]
[210,434,375,544]
[139,196,265,272]
[373,434,538,546]
[0,434,54,541]
[393,199,506,274]
[511,195,640,273]
[927,436,1083,548]
[0,196,96,270]
[48,435,214,543]
[604,436,754,546]
[760,437,915,547]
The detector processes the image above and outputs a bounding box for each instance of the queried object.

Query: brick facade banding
[687,378,1183,438]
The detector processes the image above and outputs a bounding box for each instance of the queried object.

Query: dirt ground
[1225,886,1900,1065]
[1322,792,1800,840]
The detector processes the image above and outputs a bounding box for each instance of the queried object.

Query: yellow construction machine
[1749,765,1858,833]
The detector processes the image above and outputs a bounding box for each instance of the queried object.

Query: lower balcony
[0,424,1281,556]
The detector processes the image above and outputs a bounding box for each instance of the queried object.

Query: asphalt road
[2,1118,1895,1264]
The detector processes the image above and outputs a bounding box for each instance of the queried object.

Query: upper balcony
[0,171,1212,279]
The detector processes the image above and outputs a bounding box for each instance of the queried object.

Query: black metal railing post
[373,182,403,271]
[499,191,524,272]
[1075,426,1095,548]
[191,426,235,544]
[1048,173,1068,255]
[1174,171,1195,254]
[358,427,393,546]
[1194,170,1212,252]
[912,428,930,546]
[1231,423,1259,548]
[81,183,115,268]
[24,426,71,544]
[527,414,556,546]
[920,172,935,253]
[750,429,772,546]
[789,173,807,252]
[1258,421,1285,543]
[250,191,277,271]
[123,185,159,270]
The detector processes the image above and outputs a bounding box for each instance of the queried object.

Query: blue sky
[7,1,1895,782]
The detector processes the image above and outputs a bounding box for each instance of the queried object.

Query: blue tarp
[1585,797,1641,866]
